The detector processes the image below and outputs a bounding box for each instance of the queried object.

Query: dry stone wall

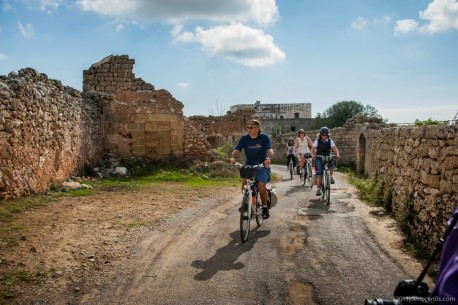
[365,125,457,248]
[0,68,102,200]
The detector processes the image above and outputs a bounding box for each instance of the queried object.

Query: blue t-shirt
[235,133,272,166]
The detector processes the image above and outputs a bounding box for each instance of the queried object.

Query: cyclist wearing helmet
[294,129,313,178]
[311,127,340,196]
[285,137,296,170]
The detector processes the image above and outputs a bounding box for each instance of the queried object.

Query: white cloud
[352,15,391,30]
[351,17,368,30]
[177,82,189,88]
[395,0,458,35]
[76,0,279,26]
[17,22,34,38]
[76,0,283,67]
[0,53,7,61]
[419,0,458,33]
[40,0,63,13]
[394,19,419,35]
[175,23,285,67]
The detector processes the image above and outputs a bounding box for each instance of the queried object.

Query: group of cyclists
[229,119,340,218]
[285,127,340,196]
[229,119,458,304]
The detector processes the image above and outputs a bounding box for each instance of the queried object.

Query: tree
[312,100,384,129]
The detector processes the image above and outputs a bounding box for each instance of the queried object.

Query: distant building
[230,101,312,119]
[230,101,314,134]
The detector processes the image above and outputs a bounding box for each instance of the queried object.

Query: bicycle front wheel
[307,162,313,188]
[289,162,293,180]
[325,174,331,205]
[300,167,305,186]
[240,193,251,243]
[255,192,263,227]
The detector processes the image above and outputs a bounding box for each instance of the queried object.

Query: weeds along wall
[0,68,103,200]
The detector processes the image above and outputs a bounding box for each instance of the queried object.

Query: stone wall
[188,109,255,148]
[0,68,102,200]
[364,125,457,248]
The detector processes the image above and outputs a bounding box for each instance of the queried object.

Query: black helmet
[319,127,329,135]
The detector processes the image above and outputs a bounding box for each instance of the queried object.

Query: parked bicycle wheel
[240,193,251,243]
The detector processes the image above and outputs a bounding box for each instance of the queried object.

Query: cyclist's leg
[255,168,271,218]
[315,160,324,195]
[299,154,305,174]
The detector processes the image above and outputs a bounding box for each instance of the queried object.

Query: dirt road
[72,165,430,305]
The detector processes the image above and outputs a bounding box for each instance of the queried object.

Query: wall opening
[358,133,366,175]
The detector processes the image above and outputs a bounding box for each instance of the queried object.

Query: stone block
[441,156,458,170]
[420,171,440,188]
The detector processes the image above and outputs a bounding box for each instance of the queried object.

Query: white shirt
[296,137,311,154]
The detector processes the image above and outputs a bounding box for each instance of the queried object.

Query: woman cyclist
[294,129,313,179]
[284,137,296,171]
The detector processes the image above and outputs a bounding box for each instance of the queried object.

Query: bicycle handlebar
[315,154,337,163]
[232,162,265,169]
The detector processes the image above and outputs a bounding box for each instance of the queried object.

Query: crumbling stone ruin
[83,55,211,161]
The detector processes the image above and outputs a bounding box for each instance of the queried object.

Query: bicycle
[315,154,336,205]
[287,153,296,180]
[233,162,265,244]
[299,153,313,188]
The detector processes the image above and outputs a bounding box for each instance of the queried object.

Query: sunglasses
[247,126,255,130]
[321,134,328,137]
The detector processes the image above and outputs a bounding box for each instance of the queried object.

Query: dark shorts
[255,167,271,184]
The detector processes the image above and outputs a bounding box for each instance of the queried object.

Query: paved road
[81,164,420,305]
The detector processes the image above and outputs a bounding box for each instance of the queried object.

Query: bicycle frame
[299,153,313,187]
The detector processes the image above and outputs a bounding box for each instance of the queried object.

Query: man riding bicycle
[230,119,274,219]
[311,127,340,196]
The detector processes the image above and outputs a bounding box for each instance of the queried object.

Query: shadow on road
[298,201,331,217]
[285,185,311,196]
[191,229,270,281]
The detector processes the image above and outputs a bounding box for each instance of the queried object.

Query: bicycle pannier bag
[267,186,278,208]
[239,167,257,179]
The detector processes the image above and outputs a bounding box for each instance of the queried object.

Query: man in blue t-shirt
[230,119,274,219]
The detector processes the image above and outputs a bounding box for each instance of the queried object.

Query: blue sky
[1,0,457,123]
